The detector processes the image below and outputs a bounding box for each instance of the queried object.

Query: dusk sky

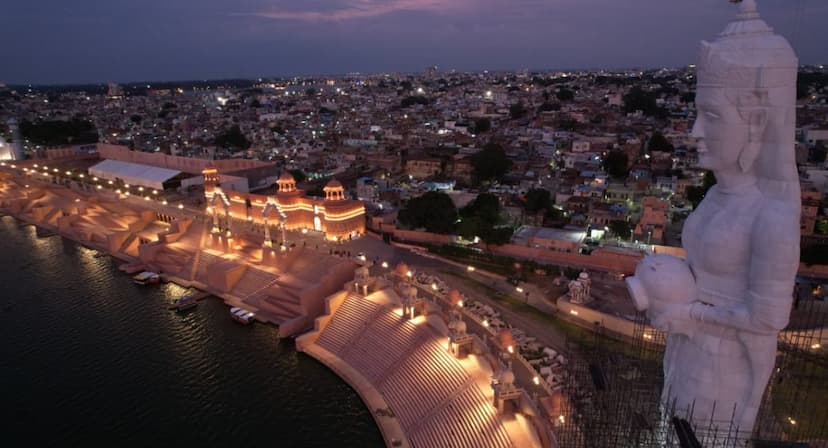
[2,0,826,85]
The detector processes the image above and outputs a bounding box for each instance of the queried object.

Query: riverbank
[0,170,358,337]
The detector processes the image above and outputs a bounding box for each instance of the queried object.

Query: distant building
[511,225,585,253]
[634,196,668,244]
[405,157,442,179]
[801,188,822,237]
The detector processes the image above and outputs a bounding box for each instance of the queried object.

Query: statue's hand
[650,302,701,333]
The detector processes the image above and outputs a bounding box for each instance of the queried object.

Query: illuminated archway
[262,201,287,247]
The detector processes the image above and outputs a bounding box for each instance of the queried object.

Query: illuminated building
[203,165,365,241]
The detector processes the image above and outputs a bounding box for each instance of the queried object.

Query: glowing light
[125,184,130,188]
[53,168,58,172]
[74,198,80,203]
[79,174,84,178]
[570,309,579,316]
[507,345,514,354]
[138,187,144,192]
[247,216,253,221]
[178,204,184,209]
[559,415,565,424]
[96,185,102,190]
[381,261,389,268]
[467,266,475,272]
[92,176,98,181]
[533,376,540,386]
[124,192,130,196]
[301,228,308,234]
[108,180,113,185]
[162,200,168,205]
[152,190,158,195]
[431,283,438,290]
[789,417,797,425]
[457,300,463,308]
[812,343,822,350]
[33,164,38,168]
[144,196,150,201]
[482,319,489,328]
[406,271,413,278]
[115,189,121,194]
[65,171,71,175]
[516,287,524,293]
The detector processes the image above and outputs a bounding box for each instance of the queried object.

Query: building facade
[204,166,365,241]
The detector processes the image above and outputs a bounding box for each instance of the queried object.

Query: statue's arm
[691,205,799,334]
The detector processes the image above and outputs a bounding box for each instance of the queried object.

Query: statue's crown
[696,0,797,89]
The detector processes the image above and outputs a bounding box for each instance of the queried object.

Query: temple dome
[325,178,343,189]
[278,171,295,182]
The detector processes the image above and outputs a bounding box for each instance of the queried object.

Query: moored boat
[133,271,160,285]
[230,307,255,324]
[169,294,198,311]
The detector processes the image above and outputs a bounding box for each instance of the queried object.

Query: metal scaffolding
[555,279,828,448]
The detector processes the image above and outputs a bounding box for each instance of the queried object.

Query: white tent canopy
[89,159,182,191]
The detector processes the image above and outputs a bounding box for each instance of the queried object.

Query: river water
[0,216,382,447]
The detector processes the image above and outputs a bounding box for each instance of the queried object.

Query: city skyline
[2,0,827,85]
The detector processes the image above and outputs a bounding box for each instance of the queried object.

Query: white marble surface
[626,0,801,435]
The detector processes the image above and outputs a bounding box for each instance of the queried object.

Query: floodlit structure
[647,0,801,435]
[203,166,365,241]
[574,1,812,445]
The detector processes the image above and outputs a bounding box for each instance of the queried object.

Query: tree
[603,150,629,178]
[474,118,491,134]
[523,188,551,214]
[215,125,250,149]
[470,143,512,185]
[556,88,575,102]
[815,219,828,236]
[288,169,307,183]
[397,191,457,234]
[20,119,99,146]
[648,131,674,153]
[537,102,561,113]
[401,96,429,108]
[623,87,666,118]
[811,142,827,164]
[802,244,828,265]
[458,193,513,245]
[608,220,632,240]
[509,102,528,120]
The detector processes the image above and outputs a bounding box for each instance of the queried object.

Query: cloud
[236,0,466,22]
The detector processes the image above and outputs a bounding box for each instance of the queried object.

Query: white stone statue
[568,272,592,305]
[626,0,801,435]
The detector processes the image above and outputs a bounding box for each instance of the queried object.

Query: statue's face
[691,86,750,172]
